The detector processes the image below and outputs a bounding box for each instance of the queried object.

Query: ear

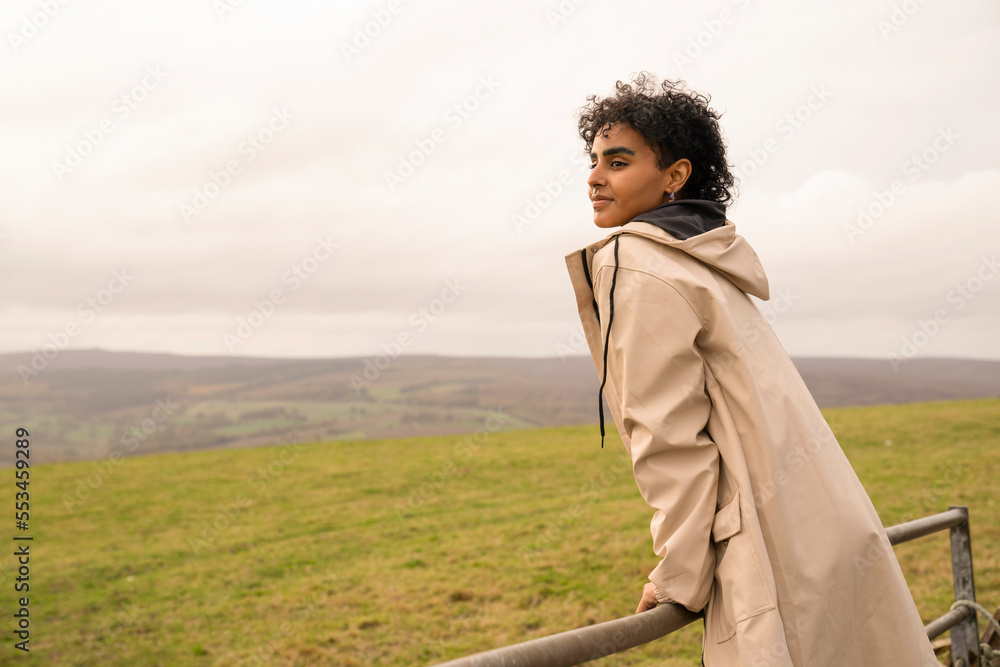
[661,158,692,197]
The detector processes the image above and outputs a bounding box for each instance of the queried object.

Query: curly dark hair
[577,72,737,204]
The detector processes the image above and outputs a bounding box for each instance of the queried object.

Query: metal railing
[889,506,980,667]
[433,506,981,667]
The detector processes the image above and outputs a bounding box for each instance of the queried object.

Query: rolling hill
[1,349,998,465]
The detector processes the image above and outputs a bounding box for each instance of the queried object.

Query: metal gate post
[948,505,979,667]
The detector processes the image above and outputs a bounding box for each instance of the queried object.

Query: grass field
[1,397,997,665]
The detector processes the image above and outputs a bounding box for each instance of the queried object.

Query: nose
[587,163,602,190]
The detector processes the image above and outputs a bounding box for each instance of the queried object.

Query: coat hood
[574,200,770,447]
[596,199,770,301]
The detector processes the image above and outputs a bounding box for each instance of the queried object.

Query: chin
[594,216,623,229]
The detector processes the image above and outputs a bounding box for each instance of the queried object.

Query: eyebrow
[590,146,636,159]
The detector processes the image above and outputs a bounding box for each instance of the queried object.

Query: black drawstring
[598,235,620,448]
[580,248,600,325]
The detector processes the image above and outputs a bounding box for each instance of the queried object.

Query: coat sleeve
[596,263,719,613]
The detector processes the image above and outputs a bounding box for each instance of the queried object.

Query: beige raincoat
[564,218,939,666]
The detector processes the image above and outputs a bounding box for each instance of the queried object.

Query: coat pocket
[708,491,775,643]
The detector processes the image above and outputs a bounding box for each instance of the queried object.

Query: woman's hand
[635,582,660,613]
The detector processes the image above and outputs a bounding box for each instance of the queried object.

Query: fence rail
[432,506,981,667]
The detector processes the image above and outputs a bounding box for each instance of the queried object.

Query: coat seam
[593,263,707,333]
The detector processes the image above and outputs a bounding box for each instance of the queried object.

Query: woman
[563,73,938,666]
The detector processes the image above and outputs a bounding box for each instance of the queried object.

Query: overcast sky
[2,0,998,367]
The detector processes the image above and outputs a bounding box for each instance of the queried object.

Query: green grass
[0,397,996,665]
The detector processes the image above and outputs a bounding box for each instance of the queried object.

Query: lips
[592,196,612,209]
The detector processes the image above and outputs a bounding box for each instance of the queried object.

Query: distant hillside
[791,356,1000,407]
[1,349,998,464]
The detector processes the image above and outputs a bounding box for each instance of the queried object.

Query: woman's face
[586,122,688,229]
